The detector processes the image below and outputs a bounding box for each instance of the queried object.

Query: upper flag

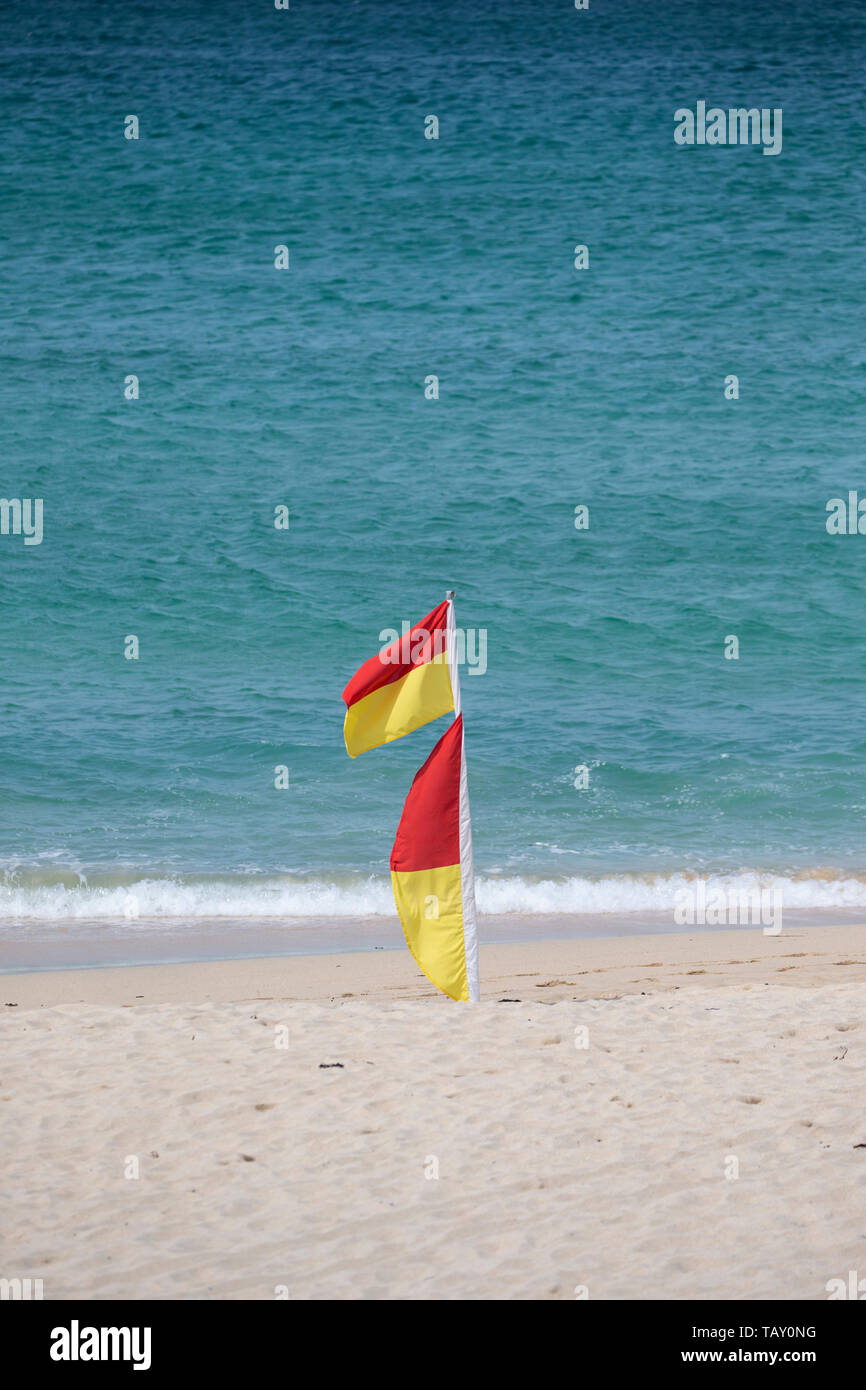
[390,713,479,1002]
[342,600,454,758]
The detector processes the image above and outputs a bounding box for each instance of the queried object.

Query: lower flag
[390,713,480,1002]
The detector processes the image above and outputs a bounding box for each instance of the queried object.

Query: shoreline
[4,922,865,1006]
[3,907,866,977]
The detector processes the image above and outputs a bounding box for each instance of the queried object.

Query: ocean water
[3,0,866,949]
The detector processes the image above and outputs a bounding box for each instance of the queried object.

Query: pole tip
[445,589,455,600]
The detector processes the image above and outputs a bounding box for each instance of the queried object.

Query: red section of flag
[390,715,463,872]
[342,600,449,709]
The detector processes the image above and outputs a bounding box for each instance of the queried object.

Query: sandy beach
[2,923,865,1301]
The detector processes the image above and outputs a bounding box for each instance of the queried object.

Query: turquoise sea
[3,0,866,955]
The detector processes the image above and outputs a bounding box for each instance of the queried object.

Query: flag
[390,713,479,1002]
[342,600,454,758]
[342,591,481,1002]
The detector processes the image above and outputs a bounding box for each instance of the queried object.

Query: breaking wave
[3,867,866,920]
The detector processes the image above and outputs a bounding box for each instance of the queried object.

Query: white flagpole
[446,589,480,1002]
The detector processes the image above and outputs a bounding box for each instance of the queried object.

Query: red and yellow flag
[341,600,453,758]
[390,714,479,1002]
[343,594,480,1002]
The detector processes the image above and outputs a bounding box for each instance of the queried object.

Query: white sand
[2,926,865,1299]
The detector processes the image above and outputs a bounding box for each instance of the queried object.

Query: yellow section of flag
[390,863,468,1002]
[343,653,453,758]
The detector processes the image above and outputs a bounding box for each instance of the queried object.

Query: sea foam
[2,869,866,920]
